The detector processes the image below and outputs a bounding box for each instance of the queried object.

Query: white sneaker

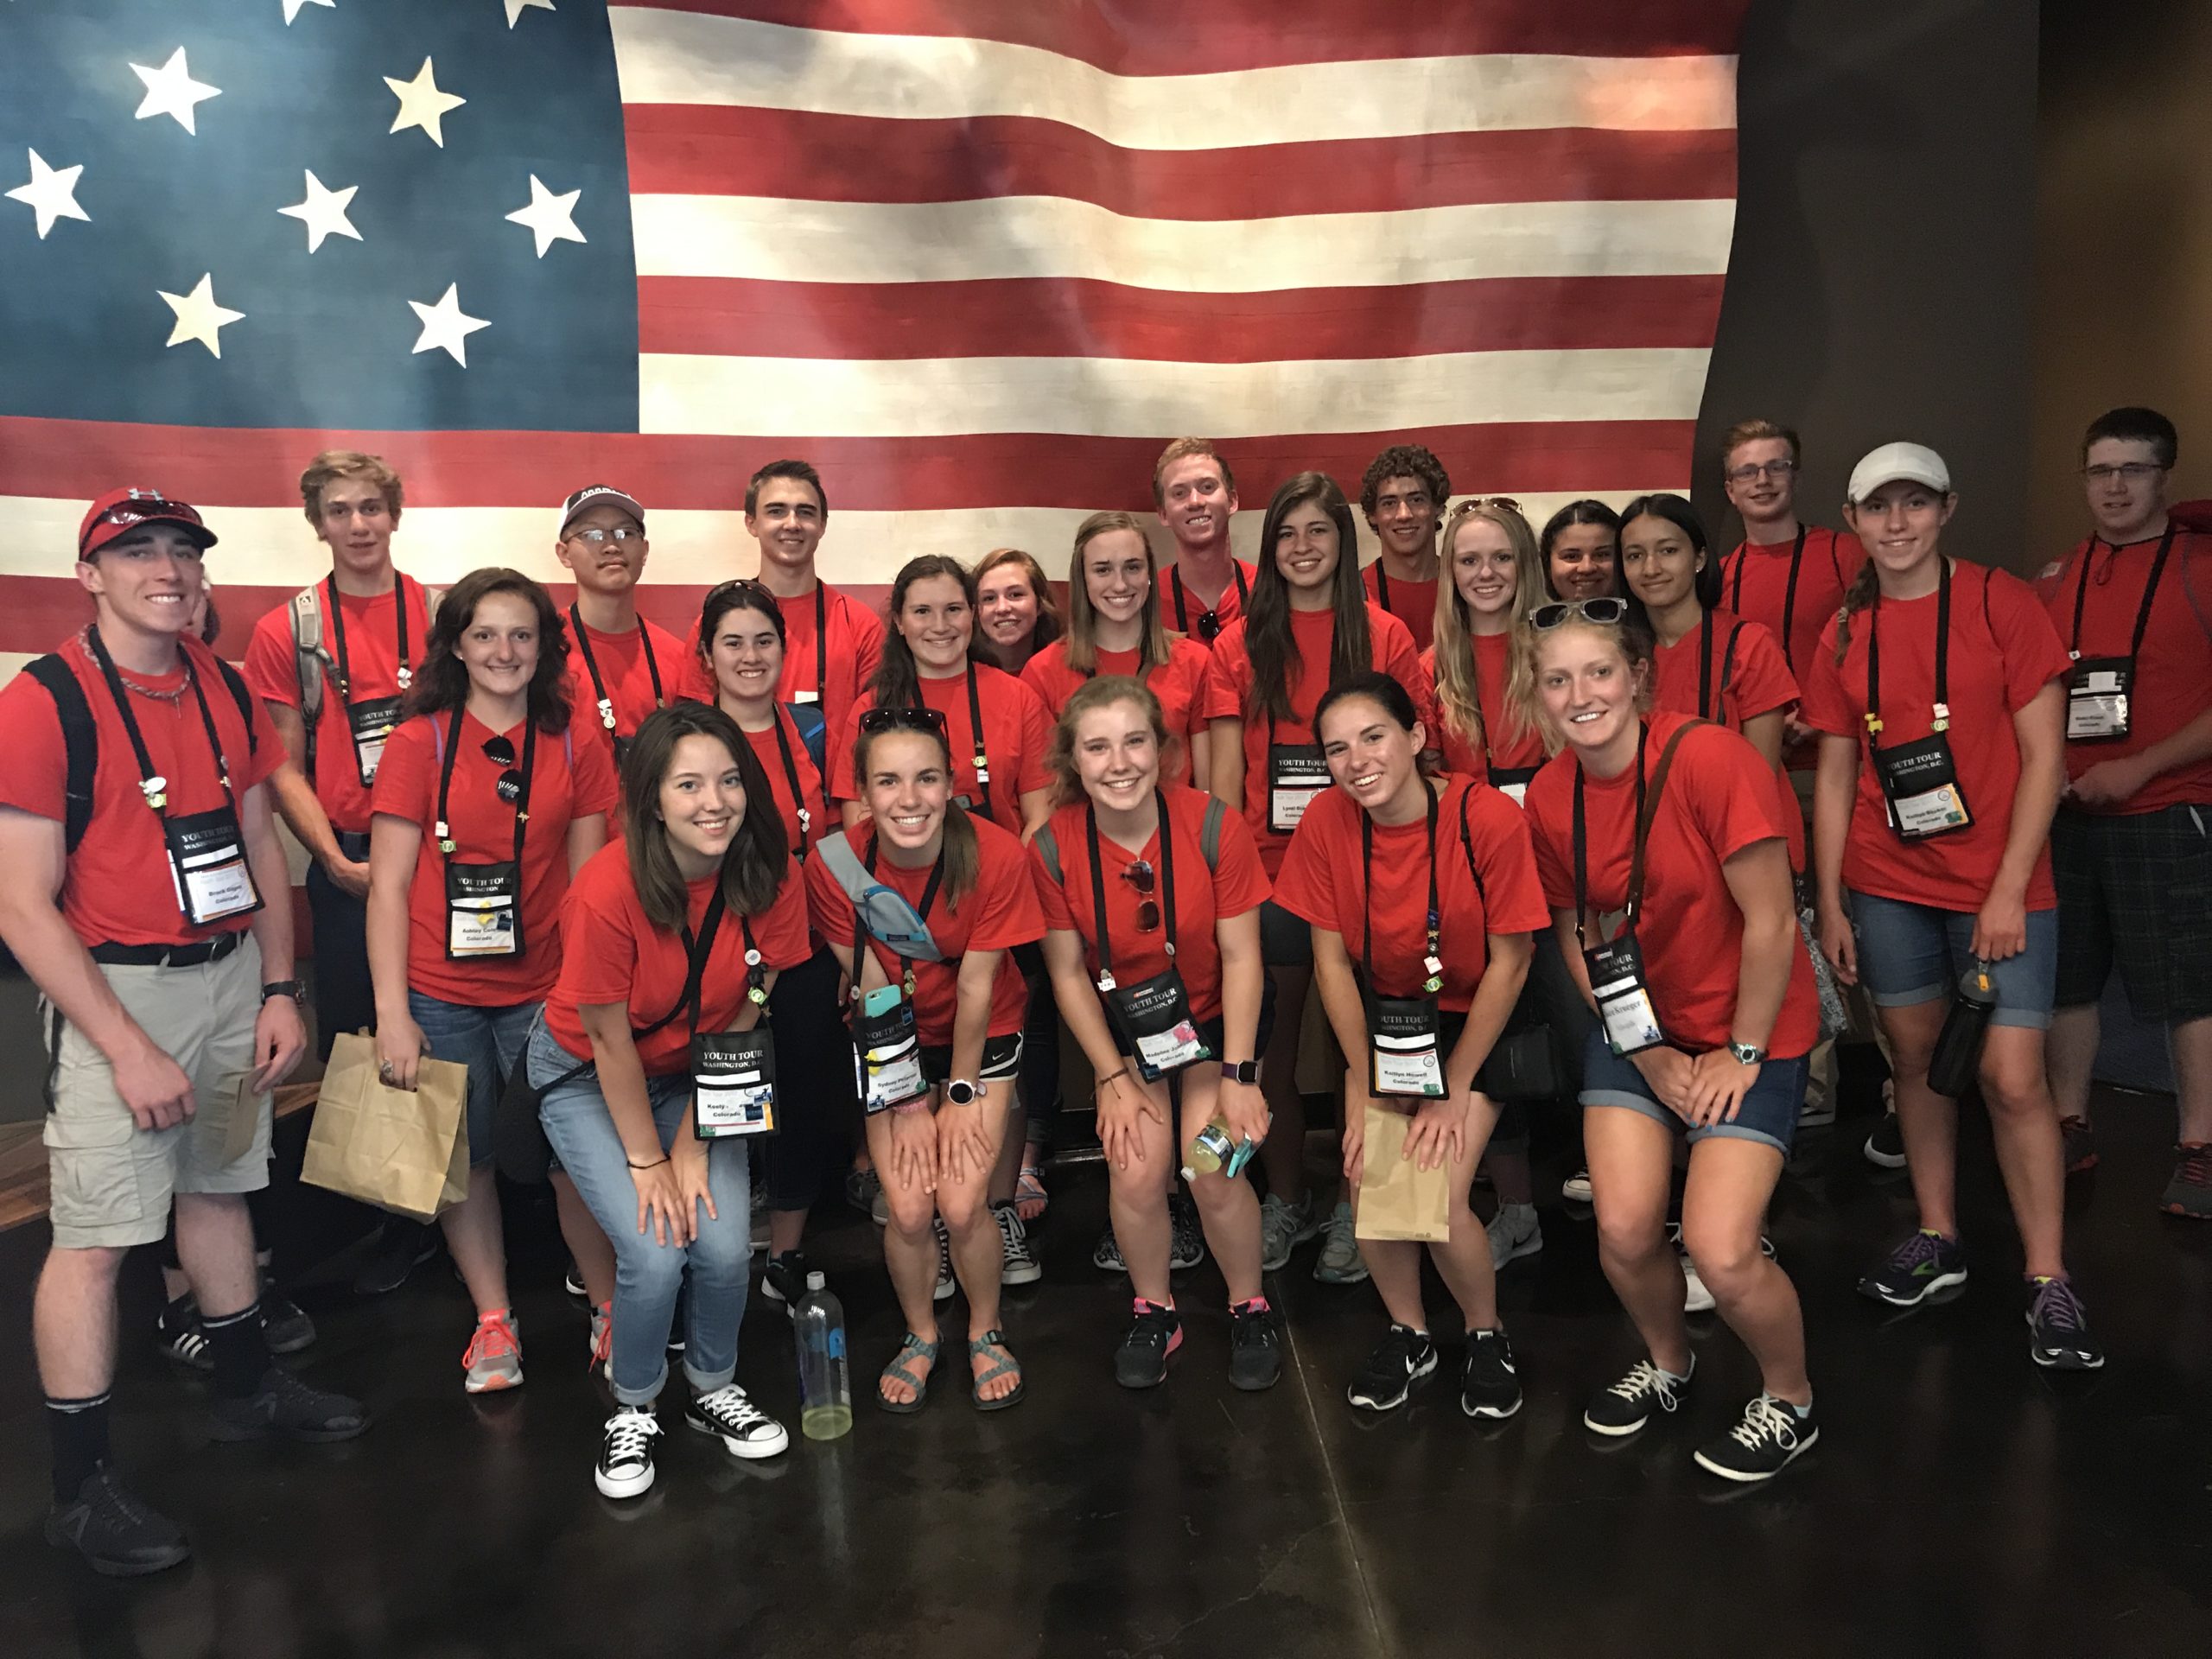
[1670,1225,1716,1313]
[683,1384,790,1460]
[1259,1192,1318,1272]
[594,1405,660,1499]
[1486,1203,1544,1268]
[1313,1199,1369,1283]
[1562,1168,1594,1204]
[933,1217,957,1301]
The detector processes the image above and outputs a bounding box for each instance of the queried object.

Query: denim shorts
[1578,1029,1805,1155]
[1848,890,2057,1029]
[409,992,538,1169]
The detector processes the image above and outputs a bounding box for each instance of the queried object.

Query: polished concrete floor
[3,1087,2209,1659]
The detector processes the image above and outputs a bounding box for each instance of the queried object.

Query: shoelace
[2032,1277,2088,1335]
[2177,1144,2212,1186]
[1608,1360,1683,1413]
[1128,1300,1177,1345]
[603,1409,660,1463]
[1889,1230,1950,1274]
[694,1386,769,1431]
[996,1205,1031,1253]
[588,1308,612,1373]
[85,1469,162,1529]
[464,1316,519,1365]
[1726,1395,1802,1452]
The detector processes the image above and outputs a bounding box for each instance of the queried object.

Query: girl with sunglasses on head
[1802,444,2101,1371]
[1541,500,1624,605]
[973,548,1065,677]
[1200,471,1427,1283]
[528,703,812,1497]
[1030,678,1278,1389]
[1274,672,1549,1418]
[806,709,1046,1412]
[369,568,618,1396]
[1519,597,1825,1482]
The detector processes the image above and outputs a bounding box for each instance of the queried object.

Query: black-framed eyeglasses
[1726,460,1798,484]
[1531,597,1630,631]
[2081,462,2166,484]
[859,706,949,737]
[1121,860,1160,932]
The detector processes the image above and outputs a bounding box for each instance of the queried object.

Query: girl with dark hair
[805,712,1046,1412]
[1541,500,1624,602]
[527,703,812,1498]
[974,547,1065,676]
[1200,470,1427,1281]
[368,568,617,1396]
[1274,672,1549,1418]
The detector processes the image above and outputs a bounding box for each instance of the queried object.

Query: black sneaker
[1693,1394,1818,1482]
[684,1384,791,1459]
[45,1465,191,1577]
[563,1260,588,1308]
[352,1218,436,1297]
[594,1404,660,1499]
[2027,1275,2106,1370]
[1346,1324,1437,1412]
[1858,1230,1967,1306]
[760,1249,810,1317]
[1459,1327,1522,1420]
[1863,1110,1907,1170]
[1583,1357,1692,1436]
[209,1368,371,1444]
[1227,1298,1283,1391]
[1168,1196,1206,1270]
[155,1293,212,1372]
[259,1274,316,1357]
[1114,1299,1183,1389]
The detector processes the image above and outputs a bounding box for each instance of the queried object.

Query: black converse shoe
[1459,1327,1522,1420]
[684,1385,791,1459]
[1346,1324,1438,1412]
[1582,1357,1692,1436]
[46,1465,191,1577]
[1693,1394,1819,1482]
[595,1405,661,1499]
[155,1294,212,1372]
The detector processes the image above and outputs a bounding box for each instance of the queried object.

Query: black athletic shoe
[1693,1394,1819,1482]
[259,1274,316,1356]
[1863,1111,1907,1170]
[1346,1324,1437,1412]
[1858,1230,1968,1306]
[563,1260,589,1309]
[2027,1275,2106,1370]
[155,1293,212,1372]
[209,1368,370,1444]
[1227,1298,1283,1391]
[1114,1299,1183,1389]
[353,1219,436,1297]
[759,1249,810,1318]
[1459,1327,1522,1420]
[45,1465,190,1577]
[1582,1357,1692,1436]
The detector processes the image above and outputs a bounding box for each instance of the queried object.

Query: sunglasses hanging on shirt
[437,712,534,958]
[1087,808,1209,1082]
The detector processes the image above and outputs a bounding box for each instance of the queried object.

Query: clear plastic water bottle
[795,1271,852,1441]
[1181,1118,1255,1181]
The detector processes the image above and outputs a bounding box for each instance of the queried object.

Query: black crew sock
[47,1392,111,1503]
[202,1300,270,1400]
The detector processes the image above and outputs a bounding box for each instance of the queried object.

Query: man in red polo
[0,489,368,1578]
[1154,437,1256,649]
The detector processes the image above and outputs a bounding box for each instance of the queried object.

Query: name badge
[2066,656,2133,742]
[1268,743,1329,834]
[346,696,404,788]
[446,861,522,957]
[792,690,821,706]
[693,1030,779,1138]
[1100,966,1211,1083]
[851,995,929,1114]
[165,806,263,926]
[1368,994,1446,1098]
[1874,733,1974,842]
[1585,934,1665,1056]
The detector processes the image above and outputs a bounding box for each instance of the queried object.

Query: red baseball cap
[79,487,219,558]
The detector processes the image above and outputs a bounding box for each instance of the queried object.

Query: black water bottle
[1928,958,1997,1098]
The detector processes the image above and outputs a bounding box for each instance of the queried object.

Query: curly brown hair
[1359,444,1451,521]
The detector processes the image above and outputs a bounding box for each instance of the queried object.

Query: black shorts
[920,1032,1024,1087]
[1259,899,1312,969]
[2051,803,2212,1022]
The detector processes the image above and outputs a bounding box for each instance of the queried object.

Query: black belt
[334,829,372,860]
[90,931,245,968]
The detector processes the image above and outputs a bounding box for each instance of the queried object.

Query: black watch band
[260,980,303,1003]
[1220,1060,1259,1084]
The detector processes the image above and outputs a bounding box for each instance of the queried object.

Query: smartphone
[862,984,901,1018]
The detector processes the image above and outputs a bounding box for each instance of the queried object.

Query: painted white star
[158,274,245,358]
[278,170,361,253]
[283,0,335,22]
[385,58,465,148]
[504,175,584,258]
[6,149,90,239]
[408,283,489,366]
[505,0,555,24]
[131,48,222,135]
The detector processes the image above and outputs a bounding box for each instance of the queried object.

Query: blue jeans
[527,1019,753,1405]
[408,991,537,1169]
[1848,890,2058,1029]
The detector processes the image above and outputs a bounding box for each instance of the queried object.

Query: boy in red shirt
[1359,444,1450,654]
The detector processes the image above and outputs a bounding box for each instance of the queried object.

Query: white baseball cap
[1847,442,1951,505]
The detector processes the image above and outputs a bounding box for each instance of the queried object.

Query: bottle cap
[807,1270,826,1291]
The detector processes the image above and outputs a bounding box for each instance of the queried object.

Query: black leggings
[1013,942,1061,1154]
[764,945,862,1213]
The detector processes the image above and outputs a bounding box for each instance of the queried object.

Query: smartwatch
[1220,1060,1259,1084]
[1726,1039,1767,1066]
[945,1078,985,1105]
[261,980,303,1004]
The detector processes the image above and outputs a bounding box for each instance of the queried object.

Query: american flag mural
[0,0,1750,682]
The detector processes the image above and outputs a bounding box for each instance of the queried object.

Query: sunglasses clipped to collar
[1530,597,1630,632]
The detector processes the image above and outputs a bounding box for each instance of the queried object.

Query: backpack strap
[26,655,97,855]
[1033,822,1063,886]
[1718,620,1744,708]
[289,586,327,783]
[1198,794,1225,872]
[786,701,828,776]
[1456,779,1487,908]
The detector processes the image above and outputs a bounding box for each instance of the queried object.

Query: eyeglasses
[1726,461,1798,484]
[2081,462,2166,484]
[1530,597,1630,631]
[481,734,525,803]
[1121,860,1160,932]
[858,706,949,737]
[565,525,643,545]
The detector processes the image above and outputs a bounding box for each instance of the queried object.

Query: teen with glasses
[1154,438,1257,649]
[1359,446,1451,653]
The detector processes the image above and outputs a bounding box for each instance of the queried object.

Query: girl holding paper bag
[1272,672,1549,1421]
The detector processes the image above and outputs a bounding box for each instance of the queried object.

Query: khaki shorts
[42,937,271,1250]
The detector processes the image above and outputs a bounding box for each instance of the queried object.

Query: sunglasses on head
[1120,860,1160,932]
[1530,597,1630,631]
[858,706,949,737]
[1450,495,1522,517]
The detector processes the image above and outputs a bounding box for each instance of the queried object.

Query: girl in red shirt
[368,568,616,1396]
[973,547,1065,678]
[529,703,810,1497]
[1424,499,1551,797]
[1802,443,2100,1370]
[1200,471,1426,1279]
[805,712,1046,1412]
[1521,601,1823,1482]
[1030,678,1275,1390]
[1540,500,1623,603]
[1275,672,1549,1419]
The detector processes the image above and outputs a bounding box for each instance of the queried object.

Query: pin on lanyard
[858,839,945,1000]
[569,604,665,734]
[86,626,234,817]
[434,709,536,860]
[769,706,813,854]
[327,574,415,697]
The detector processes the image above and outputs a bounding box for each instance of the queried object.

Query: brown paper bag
[1355,1101,1452,1243]
[219,1073,266,1168]
[302,1033,471,1224]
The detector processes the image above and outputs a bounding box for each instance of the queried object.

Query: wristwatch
[944,1078,985,1105]
[1220,1060,1259,1084]
[1726,1039,1767,1065]
[261,980,303,1004]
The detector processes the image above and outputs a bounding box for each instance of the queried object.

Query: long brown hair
[851,715,981,909]
[622,703,789,931]
[972,547,1064,671]
[869,556,983,710]
[1431,500,1545,760]
[1244,472,1371,721]
[1064,512,1172,676]
[408,567,573,731]
[1045,676,1173,809]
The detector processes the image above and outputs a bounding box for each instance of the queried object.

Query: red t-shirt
[1029,785,1271,1022]
[0,633,283,949]
[1649,609,1805,871]
[1524,711,1819,1058]
[2034,529,2212,814]
[564,615,712,801]
[1198,603,1426,874]
[831,663,1054,830]
[543,841,813,1075]
[805,817,1045,1045]
[774,582,885,771]
[1019,636,1213,775]
[1363,563,1439,655]
[741,704,831,857]
[371,709,620,1004]
[1162,558,1256,646]
[1719,524,1867,684]
[1420,632,1548,783]
[1274,775,1550,1014]
[1799,563,2070,913]
[243,575,438,835]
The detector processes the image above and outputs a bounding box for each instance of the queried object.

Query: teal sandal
[969,1329,1025,1412]
[876,1332,939,1414]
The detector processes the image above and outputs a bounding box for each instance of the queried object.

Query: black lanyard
[810,582,828,706]
[1866,557,1952,745]
[1693,615,1741,721]
[960,664,994,823]
[1361,780,1442,995]
[674,887,728,1040]
[768,706,815,859]
[435,709,535,862]
[569,605,665,735]
[1571,723,1652,953]
[86,627,235,819]
[1084,803,1178,980]
[857,839,945,997]
[1170,562,1249,632]
[1731,526,1808,671]
[2070,524,2177,660]
[327,575,414,699]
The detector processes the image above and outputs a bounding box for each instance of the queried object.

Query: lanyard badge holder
[692,906,780,1139]
[1266,710,1329,834]
[325,574,410,787]
[949,664,996,823]
[849,845,944,1114]
[89,627,264,928]
[1086,808,1210,1083]
[437,710,534,958]
[1362,785,1448,1097]
[569,603,665,769]
[1573,721,1704,1057]
[2065,525,2174,743]
[1866,560,1973,842]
